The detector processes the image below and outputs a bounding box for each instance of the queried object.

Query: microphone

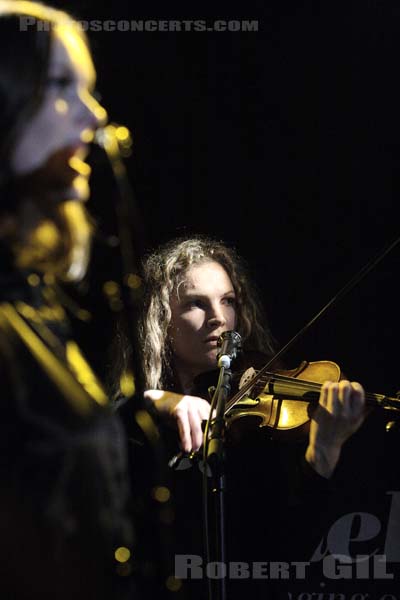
[217,331,242,368]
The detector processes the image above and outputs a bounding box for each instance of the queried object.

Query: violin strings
[226,371,396,412]
[225,373,320,411]
[264,374,391,406]
[259,372,322,390]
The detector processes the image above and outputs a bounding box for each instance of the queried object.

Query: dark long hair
[0,15,51,205]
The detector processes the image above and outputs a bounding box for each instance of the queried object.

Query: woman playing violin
[120,235,375,598]
[141,235,366,479]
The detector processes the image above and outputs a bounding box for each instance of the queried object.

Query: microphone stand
[206,354,233,600]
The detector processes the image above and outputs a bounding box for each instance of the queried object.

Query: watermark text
[19,17,259,33]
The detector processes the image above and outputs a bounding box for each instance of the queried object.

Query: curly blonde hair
[139,236,275,390]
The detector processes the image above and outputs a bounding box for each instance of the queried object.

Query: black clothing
[115,393,178,600]
[165,352,400,599]
[0,246,134,600]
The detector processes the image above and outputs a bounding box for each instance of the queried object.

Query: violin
[213,234,400,441]
[224,359,400,440]
[167,358,400,470]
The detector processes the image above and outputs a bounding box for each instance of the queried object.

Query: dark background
[54,1,400,396]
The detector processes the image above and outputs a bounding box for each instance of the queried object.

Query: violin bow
[226,234,400,412]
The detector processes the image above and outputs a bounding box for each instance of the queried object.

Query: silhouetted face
[10,25,106,203]
[169,260,237,380]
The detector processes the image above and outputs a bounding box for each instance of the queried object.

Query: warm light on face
[0,3,107,282]
[9,13,104,179]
